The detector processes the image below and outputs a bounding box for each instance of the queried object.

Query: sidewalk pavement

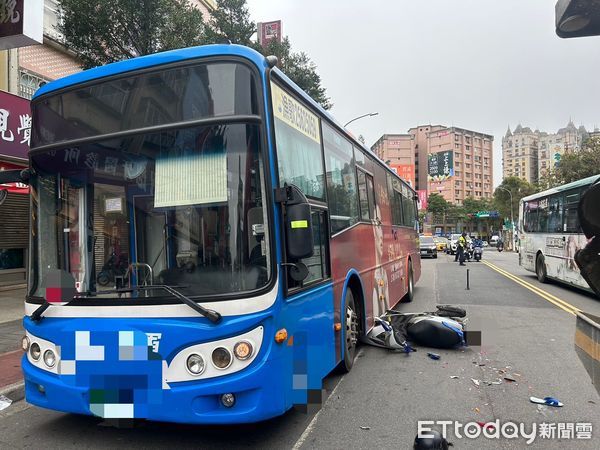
[0,287,26,404]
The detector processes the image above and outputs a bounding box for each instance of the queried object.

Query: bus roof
[33,44,269,100]
[32,44,414,194]
[521,174,600,202]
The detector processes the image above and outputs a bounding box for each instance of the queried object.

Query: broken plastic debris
[471,378,480,387]
[427,352,441,360]
[450,376,460,379]
[503,376,517,383]
[0,395,12,411]
[360,426,371,430]
[530,396,563,407]
[474,407,480,413]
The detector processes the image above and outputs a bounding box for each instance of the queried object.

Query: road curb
[0,380,25,404]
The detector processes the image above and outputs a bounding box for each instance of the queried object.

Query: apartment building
[373,125,494,205]
[371,133,416,186]
[423,127,494,204]
[502,121,589,184]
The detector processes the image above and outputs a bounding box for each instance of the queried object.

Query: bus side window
[537,199,548,233]
[357,169,370,220]
[366,174,376,219]
[564,189,581,233]
[547,194,564,233]
[322,123,359,234]
[386,173,403,226]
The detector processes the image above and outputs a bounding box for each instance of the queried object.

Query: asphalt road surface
[1,250,599,449]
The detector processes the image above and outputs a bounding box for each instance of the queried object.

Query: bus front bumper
[22,354,288,424]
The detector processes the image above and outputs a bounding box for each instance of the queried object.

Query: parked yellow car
[434,237,448,252]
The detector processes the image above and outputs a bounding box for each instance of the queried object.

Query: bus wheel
[341,290,359,373]
[403,260,414,303]
[536,254,548,283]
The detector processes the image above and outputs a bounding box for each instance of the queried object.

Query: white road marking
[292,348,364,450]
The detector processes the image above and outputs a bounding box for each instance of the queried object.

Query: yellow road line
[481,260,580,316]
[483,260,582,313]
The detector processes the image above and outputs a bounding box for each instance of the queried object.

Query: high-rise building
[371,134,416,186]
[501,124,539,184]
[502,120,589,184]
[372,125,494,205]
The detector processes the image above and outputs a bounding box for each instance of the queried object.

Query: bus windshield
[28,122,270,301]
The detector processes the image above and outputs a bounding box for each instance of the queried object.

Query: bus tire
[536,253,548,283]
[341,289,359,373]
[403,260,414,303]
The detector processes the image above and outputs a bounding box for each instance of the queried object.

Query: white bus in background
[518,174,600,293]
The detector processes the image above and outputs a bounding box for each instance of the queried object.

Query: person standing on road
[457,231,467,266]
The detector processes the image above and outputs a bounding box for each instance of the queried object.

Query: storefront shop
[0,90,31,287]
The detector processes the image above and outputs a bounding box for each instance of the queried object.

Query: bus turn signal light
[275,328,287,343]
[334,323,342,331]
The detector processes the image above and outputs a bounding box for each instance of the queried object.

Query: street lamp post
[343,112,379,128]
[496,186,514,251]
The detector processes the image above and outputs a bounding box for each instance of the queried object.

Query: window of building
[466,145,471,151]
[466,172,471,177]
[455,135,460,141]
[466,154,471,160]
[466,163,471,169]
[19,70,50,100]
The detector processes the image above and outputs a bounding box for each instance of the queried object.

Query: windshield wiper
[30,285,222,324]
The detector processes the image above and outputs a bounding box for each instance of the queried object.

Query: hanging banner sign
[0,89,31,159]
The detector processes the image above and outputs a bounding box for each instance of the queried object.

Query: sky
[246,0,600,187]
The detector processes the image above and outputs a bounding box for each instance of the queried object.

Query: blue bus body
[22,44,419,424]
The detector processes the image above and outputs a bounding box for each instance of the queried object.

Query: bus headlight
[30,342,41,361]
[43,349,56,368]
[21,336,30,352]
[212,347,232,369]
[186,354,206,375]
[233,341,253,361]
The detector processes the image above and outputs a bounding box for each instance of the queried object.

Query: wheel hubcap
[346,306,359,350]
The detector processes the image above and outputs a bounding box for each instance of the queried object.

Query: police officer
[457,231,467,266]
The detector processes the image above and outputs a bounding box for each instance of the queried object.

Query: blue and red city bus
[17,44,421,423]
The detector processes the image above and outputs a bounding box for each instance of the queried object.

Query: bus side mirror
[575,180,600,297]
[286,201,314,261]
[280,184,314,262]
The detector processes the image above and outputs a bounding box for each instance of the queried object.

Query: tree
[426,193,450,216]
[58,0,206,69]
[426,193,451,226]
[540,137,600,188]
[493,177,536,223]
[203,0,332,109]
[203,0,255,46]
[260,37,332,109]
